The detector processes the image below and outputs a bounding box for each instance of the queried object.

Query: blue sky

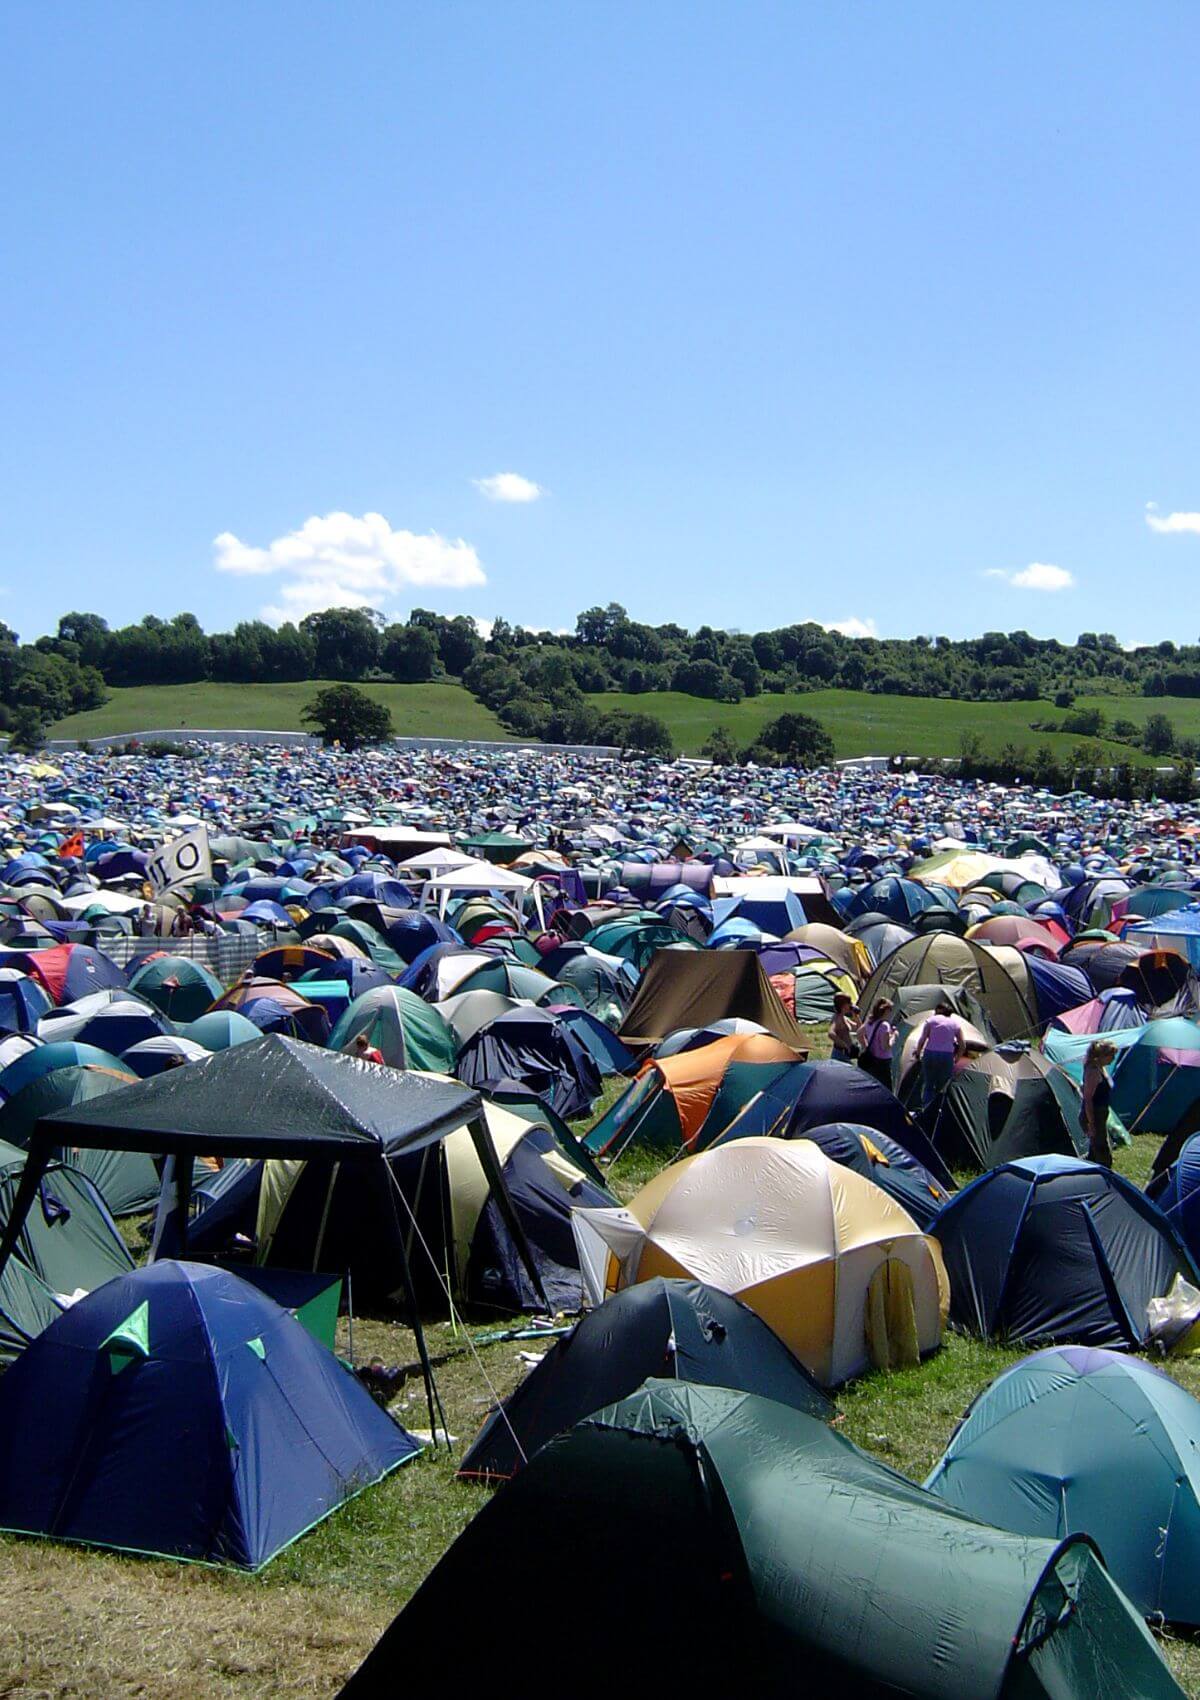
[3,3,1199,645]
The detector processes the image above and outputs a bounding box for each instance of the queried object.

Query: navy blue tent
[0,1260,419,1568]
[1021,957,1092,1028]
[936,1155,1194,1347]
[712,1059,955,1191]
[1148,1135,1200,1270]
[456,1007,602,1119]
[0,971,51,1035]
[796,1122,953,1230]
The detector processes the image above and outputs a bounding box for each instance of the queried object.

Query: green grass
[3,1056,1199,1695]
[586,685,1189,762]
[48,680,511,742]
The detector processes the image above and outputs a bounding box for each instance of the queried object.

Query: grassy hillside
[47,679,1200,762]
[585,687,1194,763]
[49,681,512,742]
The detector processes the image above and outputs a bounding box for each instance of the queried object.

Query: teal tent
[927,1346,1200,1625]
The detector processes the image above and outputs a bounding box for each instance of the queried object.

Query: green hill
[585,687,1198,763]
[46,678,1200,764]
[49,680,512,742]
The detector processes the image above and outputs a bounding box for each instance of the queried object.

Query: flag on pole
[146,825,211,896]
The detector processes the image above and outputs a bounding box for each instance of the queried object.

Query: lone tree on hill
[742,711,835,769]
[301,685,393,750]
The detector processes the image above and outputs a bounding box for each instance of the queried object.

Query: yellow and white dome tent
[573,1137,948,1386]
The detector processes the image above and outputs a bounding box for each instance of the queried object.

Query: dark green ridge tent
[0,1036,551,1434]
[617,947,806,1048]
[340,1381,1183,1700]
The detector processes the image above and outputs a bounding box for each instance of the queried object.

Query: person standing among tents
[858,997,896,1086]
[829,993,862,1063]
[1082,1038,1118,1167]
[913,999,965,1113]
[352,1031,385,1065]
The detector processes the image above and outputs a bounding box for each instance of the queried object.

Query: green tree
[701,725,739,764]
[600,710,674,756]
[299,608,382,679]
[1143,712,1176,756]
[300,685,393,749]
[743,712,835,768]
[382,623,440,682]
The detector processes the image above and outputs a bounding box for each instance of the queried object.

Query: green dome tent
[328,986,456,1073]
[340,1380,1182,1698]
[860,932,1037,1043]
[927,1347,1200,1626]
[128,956,224,1024]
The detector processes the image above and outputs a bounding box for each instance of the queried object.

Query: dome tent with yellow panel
[572,1137,948,1386]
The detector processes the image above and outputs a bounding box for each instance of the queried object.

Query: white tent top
[59,889,148,915]
[394,846,476,874]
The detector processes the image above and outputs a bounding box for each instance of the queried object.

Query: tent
[1110,1018,1200,1135]
[340,1380,1181,1699]
[795,1124,952,1230]
[328,986,456,1073]
[1147,1135,1200,1269]
[0,969,51,1034]
[706,1057,955,1190]
[935,1155,1194,1347]
[859,934,1037,1043]
[582,1033,800,1158]
[456,1005,601,1119]
[0,1261,419,1568]
[913,1046,1088,1171]
[458,1277,832,1480]
[927,1347,1200,1625]
[127,956,225,1023]
[574,1138,948,1385]
[617,948,806,1048]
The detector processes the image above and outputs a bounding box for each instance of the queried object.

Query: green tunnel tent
[339,1380,1183,1699]
[0,1137,134,1361]
[0,1139,133,1301]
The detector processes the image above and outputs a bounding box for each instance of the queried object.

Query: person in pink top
[858,997,896,1086]
[913,999,965,1114]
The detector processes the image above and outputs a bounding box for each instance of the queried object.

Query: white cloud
[984,562,1075,592]
[213,511,486,622]
[473,472,544,503]
[1146,502,1200,535]
[823,616,878,639]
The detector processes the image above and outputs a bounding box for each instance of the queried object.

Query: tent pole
[174,1156,194,1259]
[0,1134,53,1282]
[465,1114,551,1313]
[383,1164,447,1445]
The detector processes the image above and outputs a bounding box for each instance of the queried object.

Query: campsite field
[48,681,512,743]
[586,687,1200,762]
[2,1058,1199,1697]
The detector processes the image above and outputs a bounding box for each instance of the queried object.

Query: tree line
[7,602,1200,787]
